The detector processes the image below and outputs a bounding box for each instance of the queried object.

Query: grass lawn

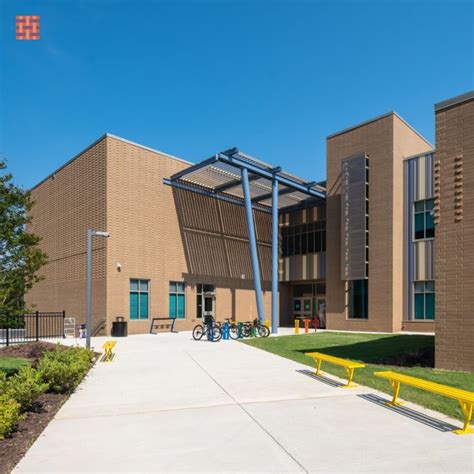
[242,332,474,422]
[0,356,31,376]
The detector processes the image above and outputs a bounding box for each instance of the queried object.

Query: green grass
[0,356,31,376]
[242,332,474,421]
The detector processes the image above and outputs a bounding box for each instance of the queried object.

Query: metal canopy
[163,147,326,334]
[164,147,326,212]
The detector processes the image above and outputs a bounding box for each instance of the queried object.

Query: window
[414,199,435,240]
[169,282,186,319]
[196,284,215,319]
[130,279,149,320]
[280,219,326,257]
[365,156,369,277]
[414,281,435,320]
[348,280,368,319]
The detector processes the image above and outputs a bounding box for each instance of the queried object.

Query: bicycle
[214,318,240,340]
[192,317,222,342]
[241,318,270,338]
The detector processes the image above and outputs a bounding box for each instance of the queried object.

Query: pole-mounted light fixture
[86,229,110,349]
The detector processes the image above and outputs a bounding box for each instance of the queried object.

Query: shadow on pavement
[358,393,457,432]
[296,368,344,388]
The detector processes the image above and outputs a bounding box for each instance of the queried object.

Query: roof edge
[30,133,191,192]
[30,134,108,192]
[327,111,434,148]
[403,149,436,162]
[435,91,474,112]
[105,134,192,166]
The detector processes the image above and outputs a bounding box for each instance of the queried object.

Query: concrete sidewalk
[15,332,473,473]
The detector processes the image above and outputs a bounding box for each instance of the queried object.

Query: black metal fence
[0,311,66,346]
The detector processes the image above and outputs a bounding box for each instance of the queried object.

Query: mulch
[0,392,68,474]
[0,342,96,473]
[0,341,64,367]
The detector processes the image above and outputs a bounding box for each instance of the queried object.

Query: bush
[37,345,94,393]
[5,366,48,411]
[0,372,7,392]
[0,394,22,439]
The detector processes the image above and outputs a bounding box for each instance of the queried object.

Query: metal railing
[0,311,66,346]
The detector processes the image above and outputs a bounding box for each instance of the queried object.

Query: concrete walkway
[15,332,473,473]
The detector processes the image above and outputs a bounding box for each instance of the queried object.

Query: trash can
[111,317,127,337]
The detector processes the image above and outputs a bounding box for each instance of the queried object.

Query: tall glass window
[130,279,149,320]
[169,282,186,319]
[414,199,435,240]
[348,280,368,319]
[414,281,435,320]
[280,220,326,257]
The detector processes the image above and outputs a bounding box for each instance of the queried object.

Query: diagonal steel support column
[271,178,279,333]
[241,167,265,324]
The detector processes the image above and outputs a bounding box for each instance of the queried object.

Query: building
[26,91,474,371]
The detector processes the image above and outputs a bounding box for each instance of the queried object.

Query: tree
[0,159,47,325]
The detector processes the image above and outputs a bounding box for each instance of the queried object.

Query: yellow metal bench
[375,371,474,435]
[305,352,365,388]
[101,340,117,362]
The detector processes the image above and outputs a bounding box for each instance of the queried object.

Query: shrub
[0,394,22,439]
[0,372,7,393]
[5,366,48,411]
[37,345,93,393]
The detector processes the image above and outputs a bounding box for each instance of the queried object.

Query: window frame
[347,279,368,320]
[129,279,150,321]
[413,280,435,320]
[280,219,326,258]
[413,198,435,241]
[169,281,186,320]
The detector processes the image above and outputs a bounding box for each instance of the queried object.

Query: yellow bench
[101,340,117,362]
[305,352,365,388]
[375,371,474,435]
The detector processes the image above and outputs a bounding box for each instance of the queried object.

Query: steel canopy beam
[214,172,260,193]
[217,153,326,200]
[252,186,296,203]
[163,178,271,214]
[169,155,219,181]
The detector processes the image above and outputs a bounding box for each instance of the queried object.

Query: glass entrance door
[203,295,215,320]
[293,298,312,322]
[197,284,215,323]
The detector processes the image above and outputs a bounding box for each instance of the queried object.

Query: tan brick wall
[27,135,274,336]
[105,136,272,334]
[326,114,432,332]
[435,96,474,371]
[26,138,108,334]
[401,321,435,333]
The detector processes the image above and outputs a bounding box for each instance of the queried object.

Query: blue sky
[1,0,472,189]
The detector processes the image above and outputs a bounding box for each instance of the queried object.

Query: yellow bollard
[264,319,271,331]
[294,319,300,335]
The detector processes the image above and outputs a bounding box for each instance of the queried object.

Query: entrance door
[316,298,326,328]
[197,284,216,323]
[293,298,312,322]
[203,295,215,321]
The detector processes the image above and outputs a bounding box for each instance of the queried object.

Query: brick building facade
[26,91,473,371]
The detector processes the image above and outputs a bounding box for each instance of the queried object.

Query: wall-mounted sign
[341,154,368,280]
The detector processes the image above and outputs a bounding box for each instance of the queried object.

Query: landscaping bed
[0,342,96,473]
[242,332,474,421]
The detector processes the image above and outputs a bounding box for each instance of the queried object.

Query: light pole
[86,229,110,349]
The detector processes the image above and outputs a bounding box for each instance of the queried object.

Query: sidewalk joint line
[185,351,308,474]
